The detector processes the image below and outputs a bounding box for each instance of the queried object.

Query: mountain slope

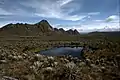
[0,20,80,36]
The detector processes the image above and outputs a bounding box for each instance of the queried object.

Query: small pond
[39,47,84,58]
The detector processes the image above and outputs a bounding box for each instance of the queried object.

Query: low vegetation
[0,20,120,80]
[0,35,120,80]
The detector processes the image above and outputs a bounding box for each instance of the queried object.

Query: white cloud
[82,21,119,32]
[94,20,103,22]
[87,16,91,19]
[58,0,73,6]
[46,14,120,32]
[0,21,34,28]
[0,0,102,21]
[0,0,119,32]
[106,15,119,22]
[0,8,12,15]
[88,12,100,15]
[20,0,86,21]
[107,15,118,20]
[54,19,119,33]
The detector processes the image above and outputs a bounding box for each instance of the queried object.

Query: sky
[0,0,119,32]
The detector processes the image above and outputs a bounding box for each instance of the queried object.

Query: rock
[0,60,7,63]
[35,54,43,58]
[64,58,69,63]
[23,53,28,57]
[17,55,23,60]
[2,76,18,80]
[86,58,91,65]
[30,65,36,70]
[86,58,90,62]
[44,67,53,71]
[34,61,43,67]
[47,56,54,60]
[101,66,105,69]
[90,64,97,68]
[8,55,13,59]
[65,62,76,69]
[13,56,18,60]
[54,62,58,66]
[79,62,86,66]
[33,54,45,61]
[1,52,6,56]
[43,59,49,63]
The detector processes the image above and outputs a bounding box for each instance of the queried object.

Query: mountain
[0,20,80,36]
[58,28,66,34]
[66,29,79,35]
[73,29,80,35]
[35,20,53,32]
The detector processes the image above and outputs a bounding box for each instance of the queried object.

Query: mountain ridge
[0,20,80,36]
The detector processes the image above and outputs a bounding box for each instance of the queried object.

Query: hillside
[0,20,80,36]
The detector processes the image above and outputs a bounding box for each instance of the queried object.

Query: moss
[29,47,51,53]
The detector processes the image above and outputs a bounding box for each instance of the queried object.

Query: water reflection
[39,47,83,58]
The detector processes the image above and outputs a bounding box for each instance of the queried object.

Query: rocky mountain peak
[36,20,53,31]
[66,29,79,35]
[74,29,79,35]
[38,20,49,24]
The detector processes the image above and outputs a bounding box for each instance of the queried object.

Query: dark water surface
[39,47,83,58]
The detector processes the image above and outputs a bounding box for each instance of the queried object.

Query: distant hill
[88,31,120,39]
[89,31,120,36]
[0,20,80,36]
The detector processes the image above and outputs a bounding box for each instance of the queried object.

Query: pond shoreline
[38,47,83,58]
[0,40,120,80]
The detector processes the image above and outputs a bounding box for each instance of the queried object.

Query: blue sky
[0,0,119,32]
